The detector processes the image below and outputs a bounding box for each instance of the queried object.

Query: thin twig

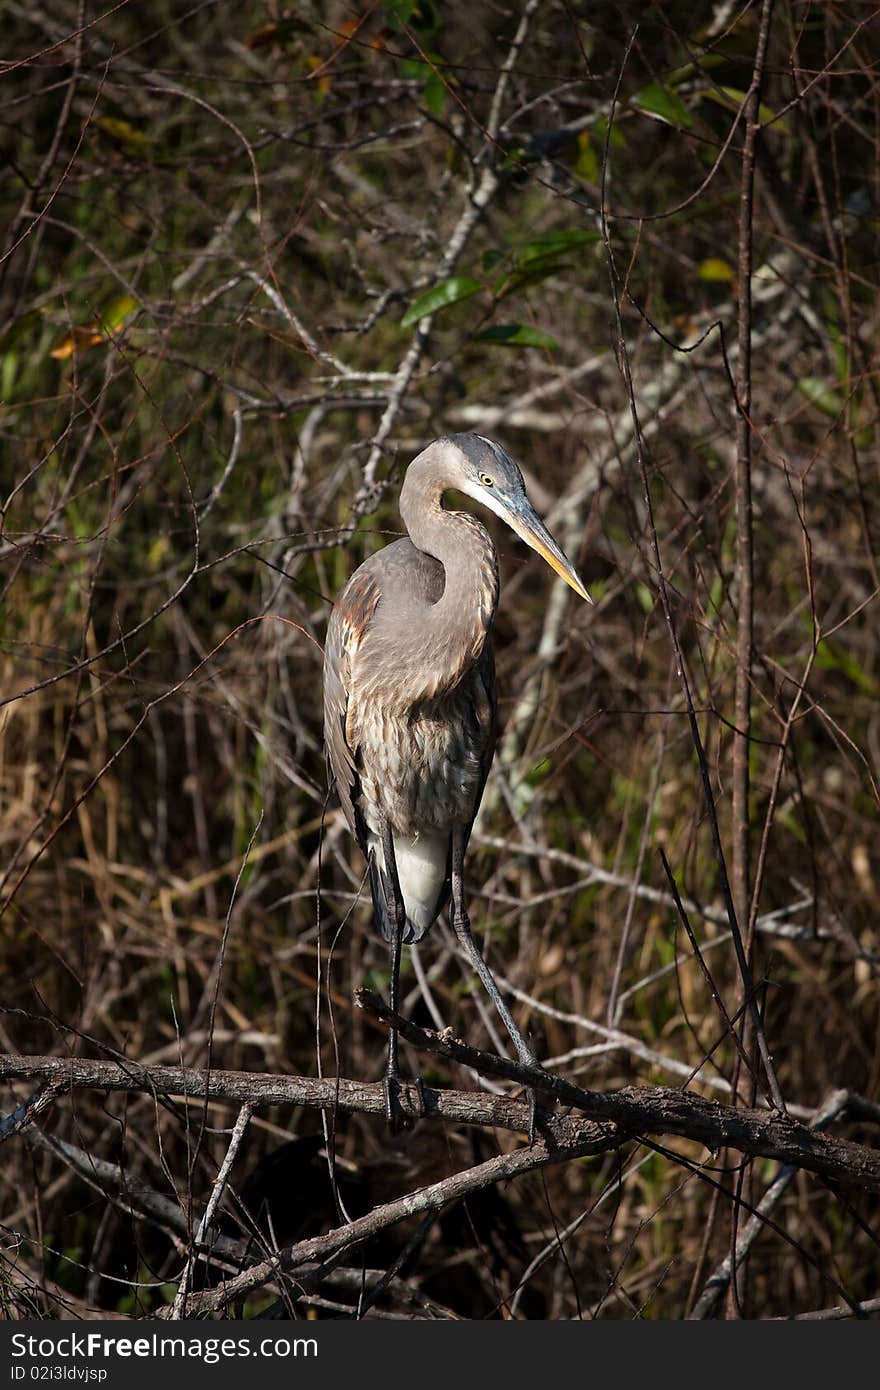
[170,1101,254,1319]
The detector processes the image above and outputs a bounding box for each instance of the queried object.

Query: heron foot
[384,1071,405,1134]
[413,1073,427,1118]
[383,1072,425,1133]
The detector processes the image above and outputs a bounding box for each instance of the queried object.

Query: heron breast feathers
[354,701,485,837]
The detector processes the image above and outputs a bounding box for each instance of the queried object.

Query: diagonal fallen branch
[173,1119,611,1316]
[354,993,880,1194]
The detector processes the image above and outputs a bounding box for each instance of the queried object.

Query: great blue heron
[323,433,591,1129]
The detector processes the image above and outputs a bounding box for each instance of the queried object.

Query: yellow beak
[506,502,593,604]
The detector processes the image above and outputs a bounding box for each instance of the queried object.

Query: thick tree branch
[4,1045,880,1196]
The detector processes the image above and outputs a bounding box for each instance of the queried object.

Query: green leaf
[633,81,692,129]
[385,0,439,29]
[400,276,481,327]
[423,71,446,117]
[524,757,552,788]
[594,116,626,150]
[574,132,599,182]
[94,116,151,152]
[383,0,421,27]
[757,102,783,127]
[495,262,568,299]
[100,294,140,332]
[665,54,726,86]
[494,229,599,298]
[517,229,600,263]
[476,324,559,350]
[401,56,447,116]
[2,349,18,402]
[635,583,654,614]
[410,0,440,34]
[701,87,788,129]
[797,377,845,419]
[498,143,527,171]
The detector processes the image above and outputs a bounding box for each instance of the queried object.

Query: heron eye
[479,472,494,487]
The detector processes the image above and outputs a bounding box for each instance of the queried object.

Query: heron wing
[322,565,382,851]
[463,639,498,858]
[477,641,499,813]
[424,640,497,933]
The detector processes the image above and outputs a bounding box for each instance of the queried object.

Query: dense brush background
[1,0,879,1318]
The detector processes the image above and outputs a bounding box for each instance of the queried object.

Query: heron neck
[399,464,499,691]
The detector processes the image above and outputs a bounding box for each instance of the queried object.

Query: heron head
[443,433,592,605]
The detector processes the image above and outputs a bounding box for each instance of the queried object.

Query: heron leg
[450,828,540,1141]
[378,818,407,1131]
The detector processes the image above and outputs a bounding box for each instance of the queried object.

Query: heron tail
[367,829,448,944]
